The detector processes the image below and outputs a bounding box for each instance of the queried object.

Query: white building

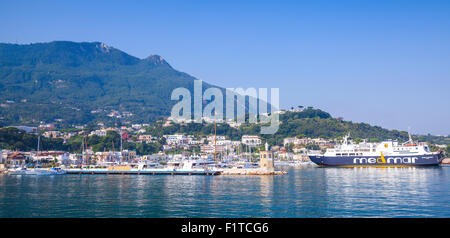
[242,135,261,146]
[131,124,142,130]
[137,129,146,134]
[164,134,188,145]
[0,150,9,164]
[43,131,61,138]
[283,137,311,146]
[89,129,107,137]
[201,145,225,154]
[34,151,70,164]
[138,135,157,143]
[207,135,226,142]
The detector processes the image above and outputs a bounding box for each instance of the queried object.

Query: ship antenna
[343,133,350,144]
[408,126,413,143]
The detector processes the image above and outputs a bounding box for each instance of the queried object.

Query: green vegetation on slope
[0,127,162,155]
[0,127,65,151]
[146,108,449,146]
[0,41,217,126]
[1,109,448,156]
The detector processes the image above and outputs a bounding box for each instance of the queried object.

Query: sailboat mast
[85,135,88,166]
[81,136,84,167]
[120,130,123,152]
[214,120,217,164]
[37,135,40,154]
[120,130,124,163]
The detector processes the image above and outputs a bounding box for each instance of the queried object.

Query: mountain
[0,41,218,126]
[1,41,446,145]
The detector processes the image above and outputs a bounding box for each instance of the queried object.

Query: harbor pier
[65,170,221,176]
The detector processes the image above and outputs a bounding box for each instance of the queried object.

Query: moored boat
[440,158,450,167]
[8,167,67,175]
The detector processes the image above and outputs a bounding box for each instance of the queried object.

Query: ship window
[336,153,341,156]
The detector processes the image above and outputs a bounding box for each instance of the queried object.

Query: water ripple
[1,167,449,217]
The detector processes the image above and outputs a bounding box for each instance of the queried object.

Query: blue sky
[0,0,449,135]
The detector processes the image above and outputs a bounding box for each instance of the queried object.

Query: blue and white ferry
[309,134,444,167]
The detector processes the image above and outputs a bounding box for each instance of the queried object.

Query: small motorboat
[8,167,31,175]
[440,158,450,167]
[47,167,67,175]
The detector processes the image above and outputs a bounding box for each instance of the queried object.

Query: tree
[306,144,320,150]
[285,143,294,152]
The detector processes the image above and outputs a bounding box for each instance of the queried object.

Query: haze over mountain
[0,41,448,145]
[0,41,220,126]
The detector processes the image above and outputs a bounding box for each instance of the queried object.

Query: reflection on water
[0,166,449,217]
[320,167,449,217]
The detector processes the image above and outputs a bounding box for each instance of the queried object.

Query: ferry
[309,133,444,167]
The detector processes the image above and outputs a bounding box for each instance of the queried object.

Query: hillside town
[1,104,449,172]
[0,121,338,170]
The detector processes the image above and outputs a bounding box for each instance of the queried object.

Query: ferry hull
[309,153,443,167]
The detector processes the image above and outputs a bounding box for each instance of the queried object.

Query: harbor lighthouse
[260,142,274,170]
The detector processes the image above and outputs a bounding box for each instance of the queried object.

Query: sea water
[1,166,449,217]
